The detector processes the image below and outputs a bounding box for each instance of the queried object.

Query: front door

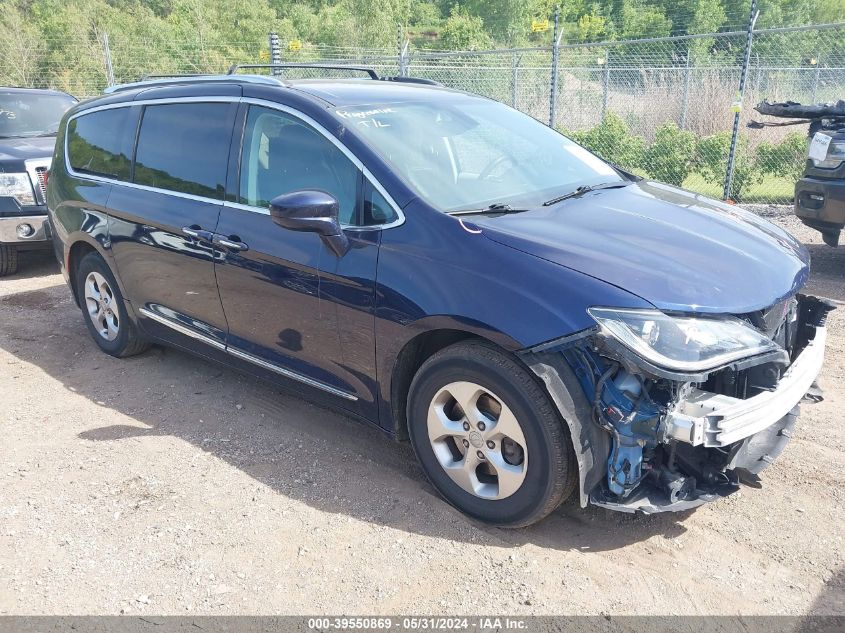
[214,104,381,411]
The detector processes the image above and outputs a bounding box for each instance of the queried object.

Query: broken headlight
[588,307,779,372]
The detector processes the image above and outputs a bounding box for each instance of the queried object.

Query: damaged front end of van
[524,294,833,514]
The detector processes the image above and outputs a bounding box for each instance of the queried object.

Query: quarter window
[134,103,232,199]
[239,106,360,225]
[67,108,132,180]
[364,182,398,226]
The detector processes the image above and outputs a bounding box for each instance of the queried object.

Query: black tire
[0,244,18,276]
[75,251,149,358]
[407,340,576,527]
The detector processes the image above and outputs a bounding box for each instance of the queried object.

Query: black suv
[0,87,76,275]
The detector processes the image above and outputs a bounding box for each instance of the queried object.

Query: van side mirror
[269,189,349,257]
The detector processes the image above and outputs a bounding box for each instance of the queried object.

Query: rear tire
[75,251,149,358]
[407,340,576,527]
[0,244,18,276]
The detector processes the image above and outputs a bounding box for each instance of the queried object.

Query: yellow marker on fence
[259,51,270,61]
[531,19,549,33]
[289,40,302,52]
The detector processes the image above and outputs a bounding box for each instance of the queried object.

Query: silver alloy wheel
[84,271,120,342]
[427,381,528,500]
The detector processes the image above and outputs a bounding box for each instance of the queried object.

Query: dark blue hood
[471,180,810,314]
[0,136,56,162]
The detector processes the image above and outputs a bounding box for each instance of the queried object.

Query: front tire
[75,252,149,358]
[407,340,576,527]
[0,244,18,276]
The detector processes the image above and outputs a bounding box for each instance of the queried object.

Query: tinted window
[134,103,232,199]
[239,106,359,224]
[67,108,132,180]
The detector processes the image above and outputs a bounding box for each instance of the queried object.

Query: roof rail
[103,74,286,94]
[139,73,213,80]
[381,76,442,87]
[228,63,380,79]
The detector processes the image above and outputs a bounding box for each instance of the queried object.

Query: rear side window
[134,103,232,199]
[67,108,132,180]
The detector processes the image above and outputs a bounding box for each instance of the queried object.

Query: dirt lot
[0,213,843,617]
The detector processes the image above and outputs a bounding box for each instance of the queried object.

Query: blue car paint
[472,180,810,315]
[47,78,812,498]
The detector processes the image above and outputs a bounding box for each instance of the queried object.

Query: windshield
[0,91,76,139]
[338,98,622,212]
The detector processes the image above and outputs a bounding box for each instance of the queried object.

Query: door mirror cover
[269,189,349,256]
[269,189,341,234]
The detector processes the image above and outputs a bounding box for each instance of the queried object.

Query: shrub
[643,122,697,186]
[695,132,763,201]
[757,132,808,185]
[564,112,645,172]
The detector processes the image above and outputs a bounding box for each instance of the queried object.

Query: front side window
[1,91,75,139]
[134,103,232,199]
[67,108,132,180]
[239,106,360,225]
[339,98,621,212]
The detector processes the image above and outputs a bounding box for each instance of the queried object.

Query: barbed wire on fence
[1,21,843,204]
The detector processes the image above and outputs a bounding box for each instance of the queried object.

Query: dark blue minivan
[47,68,831,526]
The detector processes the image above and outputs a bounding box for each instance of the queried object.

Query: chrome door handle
[182,226,214,241]
[213,235,249,251]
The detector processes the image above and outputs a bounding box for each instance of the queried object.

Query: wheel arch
[65,235,130,311]
[67,239,99,306]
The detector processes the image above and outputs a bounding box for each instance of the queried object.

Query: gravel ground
[0,213,843,616]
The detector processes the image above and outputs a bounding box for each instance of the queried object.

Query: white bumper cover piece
[665,327,827,447]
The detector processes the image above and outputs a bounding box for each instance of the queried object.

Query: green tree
[644,122,697,185]
[565,112,646,172]
[758,132,808,185]
[440,6,492,50]
[696,132,763,201]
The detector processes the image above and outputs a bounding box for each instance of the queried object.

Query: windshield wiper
[447,203,529,217]
[542,181,632,207]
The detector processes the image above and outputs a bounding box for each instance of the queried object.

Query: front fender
[520,344,608,508]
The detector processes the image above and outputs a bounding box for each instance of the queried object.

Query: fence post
[602,50,610,120]
[811,55,821,102]
[511,53,519,108]
[548,6,561,127]
[397,25,410,77]
[101,32,115,87]
[269,32,282,76]
[723,0,758,201]
[680,46,691,129]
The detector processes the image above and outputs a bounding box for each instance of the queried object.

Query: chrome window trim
[139,306,358,401]
[64,95,406,230]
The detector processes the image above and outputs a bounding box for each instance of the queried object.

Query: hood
[471,180,809,314]
[0,136,56,162]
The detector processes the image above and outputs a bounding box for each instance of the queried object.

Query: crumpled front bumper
[524,294,833,515]
[665,326,826,448]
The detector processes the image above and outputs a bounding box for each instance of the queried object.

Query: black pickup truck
[1,87,76,275]
[756,100,845,247]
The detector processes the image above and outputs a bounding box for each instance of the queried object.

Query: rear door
[107,99,237,350]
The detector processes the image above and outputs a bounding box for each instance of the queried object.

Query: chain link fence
[1,22,843,204]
